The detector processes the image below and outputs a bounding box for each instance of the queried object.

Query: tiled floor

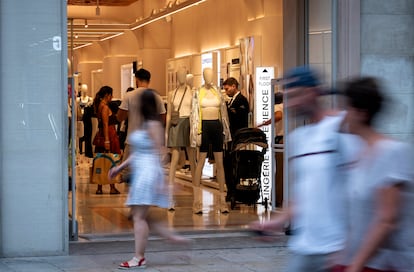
[69,158,273,238]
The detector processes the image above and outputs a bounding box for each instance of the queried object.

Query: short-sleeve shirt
[341,139,414,271]
[119,87,166,144]
[287,112,357,254]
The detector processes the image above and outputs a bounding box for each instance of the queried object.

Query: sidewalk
[0,231,290,272]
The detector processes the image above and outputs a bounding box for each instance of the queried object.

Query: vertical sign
[255,67,274,203]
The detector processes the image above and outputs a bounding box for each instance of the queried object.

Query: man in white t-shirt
[251,66,355,272]
[117,68,166,183]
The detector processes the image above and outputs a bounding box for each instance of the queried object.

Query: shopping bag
[90,153,121,185]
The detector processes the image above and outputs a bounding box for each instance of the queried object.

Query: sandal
[110,188,120,195]
[118,257,146,269]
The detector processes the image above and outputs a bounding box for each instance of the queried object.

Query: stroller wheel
[263,197,268,211]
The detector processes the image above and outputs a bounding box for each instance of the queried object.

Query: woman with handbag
[92,85,121,194]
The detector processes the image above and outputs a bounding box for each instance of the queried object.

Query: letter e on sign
[53,36,62,51]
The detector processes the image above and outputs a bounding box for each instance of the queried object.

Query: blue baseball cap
[284,66,320,89]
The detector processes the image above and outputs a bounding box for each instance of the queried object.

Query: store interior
[67,0,332,239]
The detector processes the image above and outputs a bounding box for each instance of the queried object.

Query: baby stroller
[229,127,268,210]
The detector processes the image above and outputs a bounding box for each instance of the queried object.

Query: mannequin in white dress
[190,68,231,214]
[166,67,196,210]
[76,84,93,155]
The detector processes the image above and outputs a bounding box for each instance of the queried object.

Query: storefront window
[308,0,333,86]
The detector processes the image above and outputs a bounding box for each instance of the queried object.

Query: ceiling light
[75,34,78,38]
[131,0,206,31]
[100,32,124,42]
[84,19,88,28]
[74,43,92,50]
[96,0,100,16]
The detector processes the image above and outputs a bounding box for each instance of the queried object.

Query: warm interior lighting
[74,43,92,50]
[75,34,78,38]
[130,0,206,31]
[71,0,207,50]
[100,32,124,41]
[96,0,100,16]
[84,19,88,28]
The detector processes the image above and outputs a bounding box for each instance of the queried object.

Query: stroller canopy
[232,128,268,151]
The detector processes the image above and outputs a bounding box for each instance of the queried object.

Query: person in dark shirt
[223,77,249,201]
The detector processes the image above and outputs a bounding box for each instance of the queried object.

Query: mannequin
[77,84,93,113]
[166,67,196,210]
[186,73,194,89]
[190,67,231,214]
[76,84,94,157]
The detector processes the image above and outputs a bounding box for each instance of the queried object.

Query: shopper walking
[332,77,414,272]
[108,89,188,269]
[116,68,166,184]
[92,85,121,194]
[250,66,356,272]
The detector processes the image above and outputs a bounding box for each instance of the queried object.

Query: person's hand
[249,221,278,243]
[104,141,110,151]
[108,166,119,180]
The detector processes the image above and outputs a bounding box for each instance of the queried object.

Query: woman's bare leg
[131,205,150,259]
[147,209,189,243]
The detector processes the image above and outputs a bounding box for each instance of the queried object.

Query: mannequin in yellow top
[166,67,195,210]
[191,67,231,214]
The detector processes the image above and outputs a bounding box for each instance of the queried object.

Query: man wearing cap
[251,66,354,271]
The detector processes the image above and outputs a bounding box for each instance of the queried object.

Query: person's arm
[159,113,166,127]
[257,110,282,127]
[155,94,167,127]
[108,155,132,179]
[101,105,110,151]
[147,121,164,151]
[345,184,402,272]
[117,108,128,122]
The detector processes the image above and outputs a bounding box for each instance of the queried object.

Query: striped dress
[125,128,169,208]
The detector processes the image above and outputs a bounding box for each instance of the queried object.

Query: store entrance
[67,0,335,241]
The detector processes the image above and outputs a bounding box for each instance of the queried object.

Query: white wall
[360,0,414,141]
[0,0,68,256]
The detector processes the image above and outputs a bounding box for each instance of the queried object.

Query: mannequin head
[81,84,88,97]
[186,74,194,88]
[177,67,187,86]
[203,68,214,86]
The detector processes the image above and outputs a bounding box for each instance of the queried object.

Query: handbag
[90,153,121,185]
[170,86,188,126]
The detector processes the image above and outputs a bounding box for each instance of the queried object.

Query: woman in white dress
[109,89,189,269]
